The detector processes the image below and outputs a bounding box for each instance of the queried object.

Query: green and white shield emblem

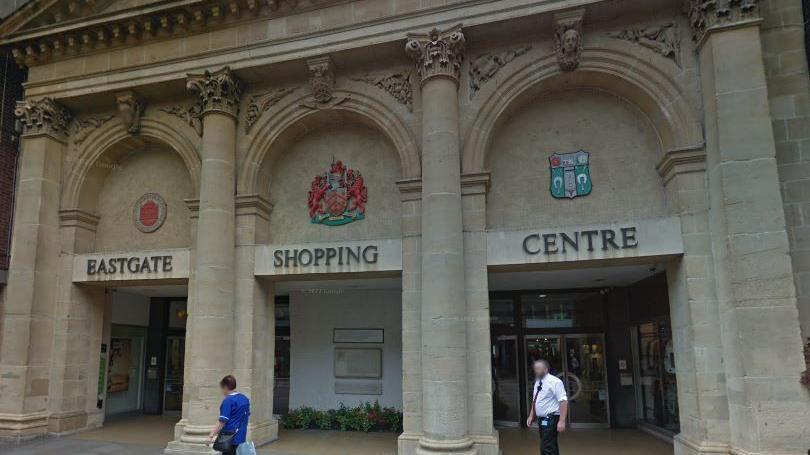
[549,150,592,199]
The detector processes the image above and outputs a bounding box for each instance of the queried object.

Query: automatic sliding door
[564,334,609,427]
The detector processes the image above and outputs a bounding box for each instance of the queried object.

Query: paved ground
[0,415,674,455]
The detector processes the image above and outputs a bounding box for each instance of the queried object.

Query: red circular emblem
[551,156,561,167]
[133,193,167,233]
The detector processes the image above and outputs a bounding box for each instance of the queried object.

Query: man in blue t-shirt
[206,375,250,454]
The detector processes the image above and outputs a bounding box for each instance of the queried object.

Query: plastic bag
[236,441,257,455]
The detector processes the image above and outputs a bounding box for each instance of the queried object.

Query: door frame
[493,334,522,427]
[162,335,185,415]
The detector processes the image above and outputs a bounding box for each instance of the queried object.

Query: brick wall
[763,0,810,338]
[0,52,24,270]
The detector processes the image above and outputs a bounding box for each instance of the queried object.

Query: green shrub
[282,402,403,433]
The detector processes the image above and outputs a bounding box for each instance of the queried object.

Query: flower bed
[281,402,403,433]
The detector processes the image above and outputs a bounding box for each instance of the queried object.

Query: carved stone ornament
[302,56,348,110]
[14,97,72,139]
[244,87,296,132]
[160,104,203,136]
[405,25,466,85]
[686,0,760,44]
[186,66,242,118]
[115,91,145,134]
[352,71,413,110]
[469,46,532,98]
[610,23,681,67]
[72,114,116,145]
[554,9,585,72]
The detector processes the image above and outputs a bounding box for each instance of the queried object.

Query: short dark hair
[220,375,237,390]
[534,359,550,370]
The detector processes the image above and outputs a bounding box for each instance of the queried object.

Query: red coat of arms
[308,160,368,226]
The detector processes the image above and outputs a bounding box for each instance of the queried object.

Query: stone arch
[238,87,420,196]
[462,42,704,173]
[62,116,201,211]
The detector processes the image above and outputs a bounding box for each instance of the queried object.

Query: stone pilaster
[461,173,498,455]
[693,5,810,453]
[166,67,242,455]
[658,149,731,455]
[396,178,423,454]
[233,194,277,446]
[0,98,71,441]
[48,209,105,435]
[405,26,474,455]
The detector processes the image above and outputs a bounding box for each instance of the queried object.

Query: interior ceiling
[114,284,188,297]
[488,263,663,291]
[272,263,663,295]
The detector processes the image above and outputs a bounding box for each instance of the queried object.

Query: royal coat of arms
[549,150,592,199]
[308,160,368,226]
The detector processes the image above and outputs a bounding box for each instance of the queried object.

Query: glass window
[636,322,679,432]
[521,292,604,329]
[490,298,515,326]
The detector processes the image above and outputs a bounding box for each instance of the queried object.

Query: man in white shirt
[526,359,568,455]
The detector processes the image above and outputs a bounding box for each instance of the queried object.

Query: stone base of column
[164,422,218,455]
[398,432,421,454]
[470,433,500,455]
[415,437,476,455]
[48,410,89,435]
[674,434,730,455]
[248,418,279,447]
[0,412,49,442]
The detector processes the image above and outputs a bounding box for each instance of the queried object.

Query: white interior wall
[289,288,402,410]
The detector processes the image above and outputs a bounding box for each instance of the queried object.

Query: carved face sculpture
[562,28,580,55]
[116,92,143,134]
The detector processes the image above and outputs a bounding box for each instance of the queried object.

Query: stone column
[689,2,810,453]
[461,173,498,455]
[0,98,71,441]
[405,26,474,455]
[658,150,731,454]
[233,194,277,445]
[166,67,242,455]
[396,178,423,454]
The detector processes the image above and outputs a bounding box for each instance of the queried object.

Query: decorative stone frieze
[609,23,681,67]
[686,0,760,45]
[115,91,145,134]
[554,9,585,72]
[186,67,242,118]
[4,0,342,67]
[405,25,466,85]
[160,104,203,136]
[72,114,115,145]
[352,71,413,110]
[468,46,531,98]
[14,97,72,139]
[244,87,297,132]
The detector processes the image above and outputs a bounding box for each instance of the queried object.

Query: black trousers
[538,415,560,455]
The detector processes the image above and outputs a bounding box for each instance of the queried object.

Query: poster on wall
[108,338,133,393]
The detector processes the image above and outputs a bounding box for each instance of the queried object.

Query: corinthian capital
[687,0,760,45]
[14,97,72,140]
[186,67,243,118]
[405,25,466,85]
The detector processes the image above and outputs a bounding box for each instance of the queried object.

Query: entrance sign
[73,248,190,283]
[133,193,167,233]
[255,239,402,276]
[550,151,591,199]
[487,217,683,267]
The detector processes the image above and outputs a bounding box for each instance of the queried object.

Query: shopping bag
[236,441,257,455]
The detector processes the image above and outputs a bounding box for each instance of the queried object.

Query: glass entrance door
[523,334,609,428]
[492,335,521,426]
[564,334,609,427]
[163,336,185,414]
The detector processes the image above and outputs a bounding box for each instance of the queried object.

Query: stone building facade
[0,1,808,455]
